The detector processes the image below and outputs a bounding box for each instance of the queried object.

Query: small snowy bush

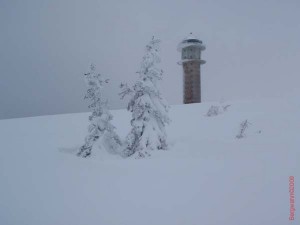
[206,105,221,117]
[77,64,122,157]
[206,104,231,117]
[222,104,231,111]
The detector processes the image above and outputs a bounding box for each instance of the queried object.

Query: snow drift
[0,96,299,225]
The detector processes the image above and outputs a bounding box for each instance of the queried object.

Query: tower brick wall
[183,61,201,104]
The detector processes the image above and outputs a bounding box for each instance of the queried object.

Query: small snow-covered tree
[236,119,250,139]
[77,64,121,157]
[120,37,170,158]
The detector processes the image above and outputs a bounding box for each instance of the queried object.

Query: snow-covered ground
[0,96,299,225]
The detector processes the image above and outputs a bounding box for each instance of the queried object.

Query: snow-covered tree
[77,64,122,157]
[120,37,170,158]
[236,119,251,139]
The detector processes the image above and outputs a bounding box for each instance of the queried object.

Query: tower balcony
[177,58,206,65]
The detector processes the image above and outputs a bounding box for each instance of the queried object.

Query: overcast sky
[1,0,300,119]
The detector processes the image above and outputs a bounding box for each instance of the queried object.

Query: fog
[1,0,300,119]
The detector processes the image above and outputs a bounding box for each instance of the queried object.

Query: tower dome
[177,33,206,51]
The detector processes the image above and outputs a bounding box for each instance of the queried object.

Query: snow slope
[0,96,299,225]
